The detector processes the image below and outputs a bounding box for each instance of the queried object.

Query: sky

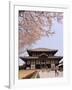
[32,19,63,56]
[19,17,63,65]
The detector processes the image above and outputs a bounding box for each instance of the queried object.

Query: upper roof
[27,48,58,56]
[27,48,58,52]
[20,56,63,61]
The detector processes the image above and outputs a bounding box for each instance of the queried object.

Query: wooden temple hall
[20,48,63,70]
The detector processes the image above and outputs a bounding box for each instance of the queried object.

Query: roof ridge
[27,48,57,51]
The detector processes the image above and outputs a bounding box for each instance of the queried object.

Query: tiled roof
[20,56,38,60]
[20,56,63,61]
[27,48,57,52]
[48,56,63,60]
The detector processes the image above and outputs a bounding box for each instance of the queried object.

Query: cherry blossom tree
[18,11,63,54]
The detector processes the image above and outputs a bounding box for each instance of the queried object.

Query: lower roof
[20,56,63,61]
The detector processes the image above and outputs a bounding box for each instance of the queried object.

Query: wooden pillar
[30,60,31,69]
[25,61,27,69]
[40,59,41,69]
[45,60,46,68]
[35,60,36,69]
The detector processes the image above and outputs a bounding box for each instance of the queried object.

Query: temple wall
[25,59,59,70]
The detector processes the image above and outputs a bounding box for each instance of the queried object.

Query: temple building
[20,48,63,70]
[58,61,63,71]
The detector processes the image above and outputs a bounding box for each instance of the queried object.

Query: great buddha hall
[20,48,63,70]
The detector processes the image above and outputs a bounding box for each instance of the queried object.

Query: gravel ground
[19,69,63,79]
[38,70,63,78]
